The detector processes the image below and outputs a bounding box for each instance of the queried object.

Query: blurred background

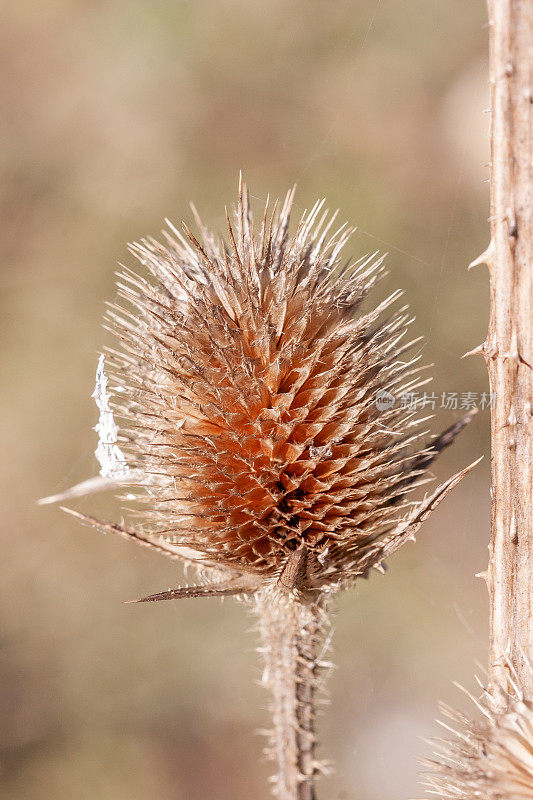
[2,2,491,798]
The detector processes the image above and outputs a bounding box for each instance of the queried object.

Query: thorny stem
[483,0,533,700]
[257,591,328,800]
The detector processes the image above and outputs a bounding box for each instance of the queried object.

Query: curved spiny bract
[100,183,473,598]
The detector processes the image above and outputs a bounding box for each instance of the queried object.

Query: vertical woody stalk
[257,590,324,800]
[481,0,533,698]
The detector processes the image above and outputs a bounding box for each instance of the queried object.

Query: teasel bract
[422,662,533,799]
[43,179,478,800]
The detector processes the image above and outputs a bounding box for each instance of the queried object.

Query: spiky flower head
[423,667,533,799]
[57,180,475,602]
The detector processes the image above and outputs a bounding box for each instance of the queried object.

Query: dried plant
[478,0,533,697]
[422,662,533,799]
[44,179,477,799]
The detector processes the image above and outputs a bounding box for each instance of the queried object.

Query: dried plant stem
[483,0,533,697]
[257,591,327,800]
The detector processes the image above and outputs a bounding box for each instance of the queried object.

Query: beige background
[2,2,491,798]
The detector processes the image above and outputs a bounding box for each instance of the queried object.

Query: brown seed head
[64,181,476,600]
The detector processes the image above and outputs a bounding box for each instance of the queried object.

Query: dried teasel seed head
[49,179,477,601]
[422,664,533,799]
